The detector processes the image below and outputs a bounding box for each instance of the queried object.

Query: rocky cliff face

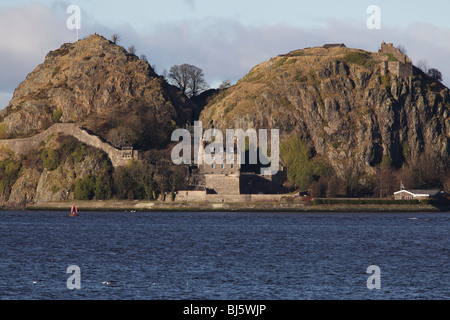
[0,34,192,143]
[0,34,196,207]
[0,132,111,207]
[200,46,450,180]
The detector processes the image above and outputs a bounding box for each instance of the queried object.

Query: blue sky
[22,0,450,30]
[1,0,450,108]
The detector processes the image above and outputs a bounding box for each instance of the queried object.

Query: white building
[393,189,442,200]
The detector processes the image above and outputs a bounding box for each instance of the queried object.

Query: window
[212,164,215,169]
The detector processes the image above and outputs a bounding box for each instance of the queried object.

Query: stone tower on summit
[379,41,413,78]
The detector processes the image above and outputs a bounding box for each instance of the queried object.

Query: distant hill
[0,34,194,150]
[0,34,196,207]
[0,37,448,205]
[200,44,449,193]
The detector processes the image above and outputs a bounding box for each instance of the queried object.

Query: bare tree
[326,175,342,198]
[168,64,191,95]
[219,80,231,90]
[106,127,138,149]
[128,45,136,55]
[111,34,120,44]
[162,69,168,80]
[443,175,450,194]
[416,59,429,73]
[168,64,208,98]
[397,44,407,54]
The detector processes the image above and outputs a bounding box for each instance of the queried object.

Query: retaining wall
[0,123,129,167]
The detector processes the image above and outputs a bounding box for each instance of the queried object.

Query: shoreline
[14,199,449,213]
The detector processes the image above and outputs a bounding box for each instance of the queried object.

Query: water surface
[0,211,448,299]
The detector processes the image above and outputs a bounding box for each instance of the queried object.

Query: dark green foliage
[112,160,154,200]
[70,145,87,163]
[287,51,304,57]
[94,174,112,200]
[113,165,137,200]
[74,175,95,200]
[112,160,186,200]
[39,135,114,200]
[313,198,420,205]
[343,52,371,66]
[51,66,60,78]
[308,69,320,85]
[144,171,156,200]
[41,148,60,171]
[0,159,23,198]
[380,75,391,90]
[52,108,63,123]
[427,68,442,82]
[273,57,288,68]
[74,171,113,201]
[286,58,297,65]
[280,134,332,191]
[401,142,411,161]
[380,154,393,168]
[385,53,398,62]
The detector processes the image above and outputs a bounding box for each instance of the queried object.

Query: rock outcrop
[0,123,132,168]
[200,45,450,179]
[0,34,192,141]
[0,33,195,207]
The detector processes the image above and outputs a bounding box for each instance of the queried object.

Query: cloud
[182,0,196,10]
[1,2,449,111]
[136,17,450,86]
[0,2,75,106]
[0,2,115,108]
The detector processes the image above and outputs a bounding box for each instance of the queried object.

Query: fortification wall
[379,42,413,77]
[174,192,286,203]
[204,174,240,195]
[0,123,129,167]
[175,190,208,202]
[381,43,408,63]
[398,62,413,78]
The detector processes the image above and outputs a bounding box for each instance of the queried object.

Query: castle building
[198,136,242,195]
[184,123,286,196]
[379,42,413,78]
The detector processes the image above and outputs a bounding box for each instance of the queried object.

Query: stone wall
[0,123,131,167]
[204,174,240,195]
[175,190,208,202]
[379,42,413,78]
[398,61,413,78]
[380,42,409,64]
[173,192,286,203]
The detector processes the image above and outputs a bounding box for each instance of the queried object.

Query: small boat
[69,205,79,217]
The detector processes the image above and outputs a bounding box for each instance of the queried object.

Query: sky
[1,0,450,109]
